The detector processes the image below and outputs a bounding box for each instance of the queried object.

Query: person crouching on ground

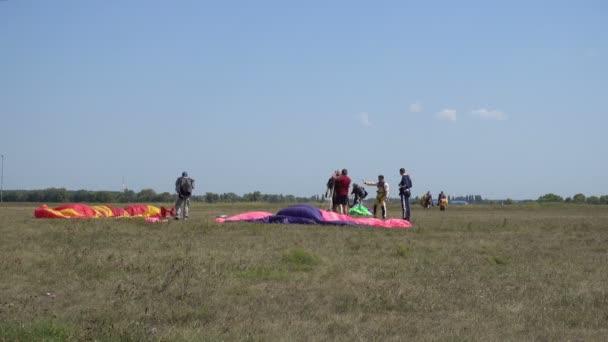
[350,183,368,208]
[175,171,195,220]
[363,175,390,219]
[333,169,351,215]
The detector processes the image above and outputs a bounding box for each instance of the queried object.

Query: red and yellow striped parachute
[34,204,173,219]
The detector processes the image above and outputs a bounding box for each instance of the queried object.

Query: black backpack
[354,185,367,199]
[360,187,368,199]
[179,177,193,198]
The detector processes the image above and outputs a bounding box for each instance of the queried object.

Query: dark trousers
[400,193,411,220]
[350,195,363,208]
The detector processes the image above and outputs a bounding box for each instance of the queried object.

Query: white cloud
[436,109,457,122]
[471,108,507,121]
[409,102,423,113]
[355,112,372,126]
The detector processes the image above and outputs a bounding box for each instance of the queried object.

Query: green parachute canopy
[349,204,373,216]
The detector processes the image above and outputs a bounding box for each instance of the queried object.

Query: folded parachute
[216,204,412,229]
[349,204,373,216]
[34,204,173,219]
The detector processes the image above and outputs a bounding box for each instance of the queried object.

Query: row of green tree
[1,188,173,203]
[1,188,607,205]
[0,188,318,204]
[200,191,318,203]
[537,193,608,204]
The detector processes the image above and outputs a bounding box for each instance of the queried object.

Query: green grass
[1,202,608,341]
[0,320,76,341]
[281,249,320,272]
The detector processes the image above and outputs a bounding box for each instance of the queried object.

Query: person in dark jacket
[398,168,413,220]
[324,170,340,211]
[350,183,368,208]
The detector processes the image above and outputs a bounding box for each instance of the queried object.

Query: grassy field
[1,202,607,341]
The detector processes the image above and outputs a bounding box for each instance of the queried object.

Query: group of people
[325,168,413,221]
[421,190,448,211]
[325,169,352,215]
[172,168,417,221]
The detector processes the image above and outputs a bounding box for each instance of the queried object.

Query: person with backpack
[174,171,195,220]
[398,168,413,221]
[350,183,368,208]
[363,175,390,219]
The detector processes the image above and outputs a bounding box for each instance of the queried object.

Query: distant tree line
[1,188,174,203]
[537,193,608,205]
[408,194,484,204]
[1,188,607,205]
[0,188,319,204]
[198,191,319,203]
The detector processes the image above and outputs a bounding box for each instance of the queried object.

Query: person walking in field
[332,169,351,215]
[398,168,413,221]
[438,191,448,211]
[174,171,195,220]
[363,175,390,219]
[421,191,433,209]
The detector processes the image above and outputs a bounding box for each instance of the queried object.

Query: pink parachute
[216,204,412,229]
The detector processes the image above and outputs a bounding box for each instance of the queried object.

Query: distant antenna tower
[122,176,126,191]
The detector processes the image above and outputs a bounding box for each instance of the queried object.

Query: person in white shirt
[363,175,389,219]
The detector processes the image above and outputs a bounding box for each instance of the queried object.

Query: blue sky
[1,0,606,200]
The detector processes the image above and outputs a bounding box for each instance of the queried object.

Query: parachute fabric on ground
[216,204,412,229]
[34,204,173,219]
[349,204,373,217]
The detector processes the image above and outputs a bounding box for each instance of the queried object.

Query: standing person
[423,191,433,209]
[438,191,447,211]
[333,169,351,215]
[363,175,390,219]
[324,170,340,211]
[174,171,195,220]
[398,168,413,221]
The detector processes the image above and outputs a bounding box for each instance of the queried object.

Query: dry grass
[1,202,607,341]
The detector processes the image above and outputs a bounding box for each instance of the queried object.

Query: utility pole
[1,154,4,204]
